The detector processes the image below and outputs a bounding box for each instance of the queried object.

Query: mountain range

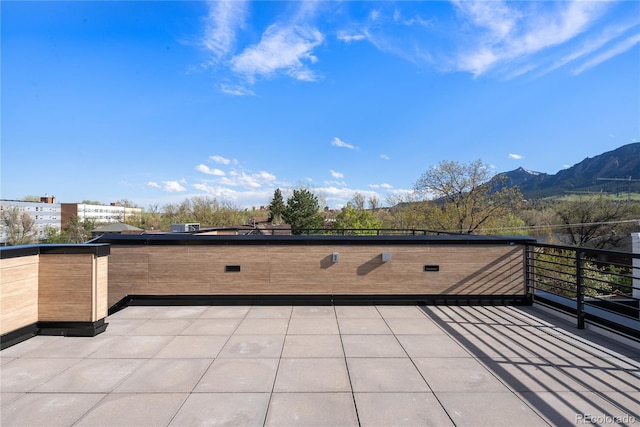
[495,143,640,199]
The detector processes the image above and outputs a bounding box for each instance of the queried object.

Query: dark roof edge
[0,244,110,259]
[92,233,536,246]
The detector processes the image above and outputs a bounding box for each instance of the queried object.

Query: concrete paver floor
[1,304,638,426]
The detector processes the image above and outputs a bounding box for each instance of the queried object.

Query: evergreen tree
[283,188,324,234]
[268,188,286,223]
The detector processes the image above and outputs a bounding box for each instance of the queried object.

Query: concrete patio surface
[1,304,639,426]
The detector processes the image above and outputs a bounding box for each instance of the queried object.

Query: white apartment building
[0,197,61,244]
[0,197,143,244]
[61,203,142,229]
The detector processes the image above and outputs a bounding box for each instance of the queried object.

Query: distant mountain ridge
[495,143,640,199]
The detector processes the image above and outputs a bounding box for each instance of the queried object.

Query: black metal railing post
[524,245,533,300]
[576,250,585,329]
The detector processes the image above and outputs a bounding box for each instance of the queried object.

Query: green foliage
[333,202,382,235]
[158,197,249,230]
[533,249,622,298]
[64,216,97,243]
[554,195,634,248]
[414,159,523,234]
[268,188,286,224]
[1,206,37,245]
[283,188,325,234]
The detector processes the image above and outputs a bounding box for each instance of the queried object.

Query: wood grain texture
[0,255,39,334]
[107,244,526,306]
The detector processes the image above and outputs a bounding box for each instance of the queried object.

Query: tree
[333,202,382,234]
[65,216,97,243]
[268,188,286,224]
[1,206,37,245]
[282,188,325,234]
[414,159,522,234]
[554,195,635,249]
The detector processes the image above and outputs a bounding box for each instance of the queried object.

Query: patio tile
[246,306,292,319]
[335,305,382,318]
[34,358,142,393]
[20,335,115,358]
[413,357,510,392]
[0,393,105,427]
[199,305,251,318]
[114,358,211,392]
[0,393,22,407]
[0,358,80,392]
[0,335,62,358]
[355,392,454,427]
[107,306,169,319]
[337,318,392,334]
[342,335,407,358]
[449,333,536,358]
[153,306,207,318]
[179,318,240,335]
[516,391,637,426]
[347,357,430,392]
[265,393,358,427]
[384,318,445,335]
[377,305,428,318]
[437,391,548,427]
[396,334,470,358]
[217,335,285,358]
[170,393,270,427]
[481,357,590,392]
[128,318,192,335]
[75,393,187,427]
[281,334,345,358]
[195,358,279,392]
[87,335,173,358]
[101,318,148,335]
[235,318,289,335]
[274,358,351,392]
[291,306,336,318]
[154,335,228,358]
[287,318,339,334]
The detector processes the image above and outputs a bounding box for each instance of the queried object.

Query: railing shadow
[421,305,640,425]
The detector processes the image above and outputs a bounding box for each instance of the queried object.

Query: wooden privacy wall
[107,244,526,306]
[39,254,109,323]
[0,255,39,335]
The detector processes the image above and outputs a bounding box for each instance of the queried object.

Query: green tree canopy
[414,159,523,234]
[268,188,286,224]
[1,207,37,245]
[333,202,382,234]
[283,188,324,234]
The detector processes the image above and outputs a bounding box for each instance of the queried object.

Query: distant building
[61,203,142,230]
[0,198,144,245]
[0,196,61,244]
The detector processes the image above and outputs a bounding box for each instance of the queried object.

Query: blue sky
[2,1,639,209]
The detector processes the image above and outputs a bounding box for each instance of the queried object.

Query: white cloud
[369,183,393,189]
[219,170,277,188]
[380,154,390,160]
[508,153,524,160]
[230,23,324,82]
[572,32,640,75]
[196,164,226,176]
[210,155,232,165]
[202,0,248,64]
[162,181,188,192]
[452,1,611,76]
[337,31,367,43]
[147,181,161,189]
[219,83,255,96]
[330,170,344,179]
[331,137,359,150]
